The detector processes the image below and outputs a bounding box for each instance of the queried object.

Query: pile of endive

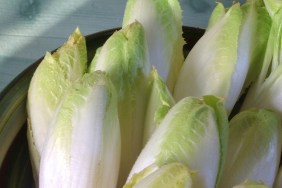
[26,0,282,187]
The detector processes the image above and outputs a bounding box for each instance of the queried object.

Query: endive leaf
[174,3,245,113]
[143,67,175,145]
[206,2,226,31]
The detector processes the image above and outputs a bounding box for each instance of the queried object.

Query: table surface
[0,0,241,92]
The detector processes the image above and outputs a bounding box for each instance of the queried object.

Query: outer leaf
[26,28,87,182]
[202,95,229,186]
[39,72,120,188]
[242,2,272,88]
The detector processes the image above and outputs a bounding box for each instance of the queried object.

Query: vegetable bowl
[2,0,282,187]
[0,26,204,188]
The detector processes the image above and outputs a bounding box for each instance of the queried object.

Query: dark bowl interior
[0,26,204,187]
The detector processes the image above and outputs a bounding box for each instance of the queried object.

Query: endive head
[89,21,149,98]
[219,109,282,187]
[39,71,120,188]
[127,95,228,188]
[173,3,243,113]
[122,0,185,91]
[27,28,87,155]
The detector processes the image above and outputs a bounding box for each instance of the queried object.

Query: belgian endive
[241,3,282,116]
[39,72,120,188]
[126,96,229,188]
[122,0,185,91]
[26,28,87,182]
[218,109,282,188]
[174,2,267,113]
[89,22,149,187]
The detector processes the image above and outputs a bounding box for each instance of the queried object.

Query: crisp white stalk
[39,72,120,188]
